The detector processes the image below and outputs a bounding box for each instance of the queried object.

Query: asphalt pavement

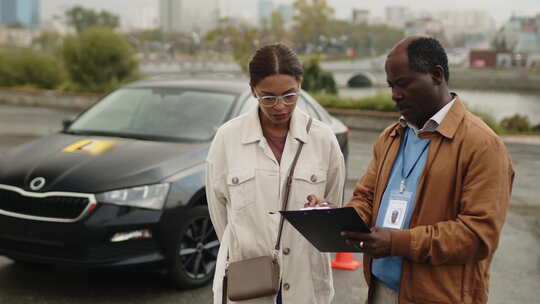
[0,105,538,303]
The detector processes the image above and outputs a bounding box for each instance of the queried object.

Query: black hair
[248,43,303,86]
[407,37,449,81]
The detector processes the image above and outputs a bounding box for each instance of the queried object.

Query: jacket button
[283,283,290,290]
[310,174,317,182]
[232,177,239,184]
[283,248,290,255]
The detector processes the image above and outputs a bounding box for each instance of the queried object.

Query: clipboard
[279,207,370,252]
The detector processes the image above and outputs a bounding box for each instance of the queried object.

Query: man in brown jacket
[308,36,514,303]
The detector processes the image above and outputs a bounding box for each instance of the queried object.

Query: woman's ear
[298,77,303,89]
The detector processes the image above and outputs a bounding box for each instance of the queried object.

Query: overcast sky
[43,0,539,27]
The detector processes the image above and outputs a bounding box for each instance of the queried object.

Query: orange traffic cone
[331,252,362,270]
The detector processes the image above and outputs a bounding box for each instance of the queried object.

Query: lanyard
[399,128,430,193]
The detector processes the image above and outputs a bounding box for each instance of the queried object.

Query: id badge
[382,191,412,229]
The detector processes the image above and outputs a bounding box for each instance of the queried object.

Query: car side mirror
[62,117,75,131]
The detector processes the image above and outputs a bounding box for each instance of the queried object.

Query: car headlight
[96,183,170,210]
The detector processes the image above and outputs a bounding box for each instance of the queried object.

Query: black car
[0,78,348,288]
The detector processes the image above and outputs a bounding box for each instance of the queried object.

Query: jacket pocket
[410,263,464,303]
[227,169,256,210]
[293,168,328,206]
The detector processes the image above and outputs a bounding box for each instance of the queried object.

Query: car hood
[0,133,209,193]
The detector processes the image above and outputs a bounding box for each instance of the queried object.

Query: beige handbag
[222,117,313,303]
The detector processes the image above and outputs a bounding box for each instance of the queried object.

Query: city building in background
[496,15,540,50]
[0,0,40,29]
[256,0,293,27]
[385,6,413,29]
[0,27,38,47]
[352,9,369,25]
[474,13,540,68]
[40,17,71,35]
[469,49,512,68]
[432,10,496,48]
[122,7,158,31]
[276,3,294,26]
[405,18,445,40]
[385,6,497,49]
[507,14,540,67]
[159,0,219,34]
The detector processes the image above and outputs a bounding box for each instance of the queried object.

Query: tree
[205,18,261,73]
[61,27,138,92]
[65,6,119,33]
[32,31,63,53]
[6,21,24,29]
[292,0,335,53]
[345,24,404,57]
[260,10,290,44]
[302,57,337,94]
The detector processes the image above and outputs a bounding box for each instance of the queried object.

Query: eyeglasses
[255,91,299,107]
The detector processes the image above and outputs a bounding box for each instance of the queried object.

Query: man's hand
[341,227,392,258]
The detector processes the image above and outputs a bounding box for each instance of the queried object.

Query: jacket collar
[241,105,310,144]
[435,95,465,139]
[390,95,466,139]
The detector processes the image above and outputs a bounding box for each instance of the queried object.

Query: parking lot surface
[0,105,538,303]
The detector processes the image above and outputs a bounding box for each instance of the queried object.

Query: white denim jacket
[206,105,346,304]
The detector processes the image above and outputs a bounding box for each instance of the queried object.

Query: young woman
[206,43,346,304]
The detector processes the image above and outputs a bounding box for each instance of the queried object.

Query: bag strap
[222,270,228,304]
[275,117,312,251]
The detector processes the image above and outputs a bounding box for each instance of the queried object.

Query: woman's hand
[304,194,332,208]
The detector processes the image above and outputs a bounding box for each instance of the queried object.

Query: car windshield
[67,87,237,142]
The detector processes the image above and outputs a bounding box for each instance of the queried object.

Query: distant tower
[277,4,294,26]
[0,0,40,29]
[159,0,181,33]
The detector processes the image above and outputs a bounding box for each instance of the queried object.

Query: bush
[0,49,65,89]
[468,108,503,134]
[61,26,139,92]
[302,57,338,94]
[463,103,503,134]
[313,95,535,135]
[312,93,396,112]
[501,114,532,133]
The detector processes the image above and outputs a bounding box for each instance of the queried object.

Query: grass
[312,93,397,112]
[311,92,538,135]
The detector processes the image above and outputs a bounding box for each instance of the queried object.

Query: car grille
[0,188,93,221]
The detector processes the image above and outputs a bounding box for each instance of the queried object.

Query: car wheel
[169,205,219,289]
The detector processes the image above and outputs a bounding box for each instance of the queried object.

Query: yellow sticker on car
[63,140,117,155]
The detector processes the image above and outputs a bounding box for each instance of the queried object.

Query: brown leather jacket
[346,97,515,303]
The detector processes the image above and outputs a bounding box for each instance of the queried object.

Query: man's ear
[250,86,257,98]
[431,65,445,85]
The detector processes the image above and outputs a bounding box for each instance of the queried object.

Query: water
[339,88,540,125]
